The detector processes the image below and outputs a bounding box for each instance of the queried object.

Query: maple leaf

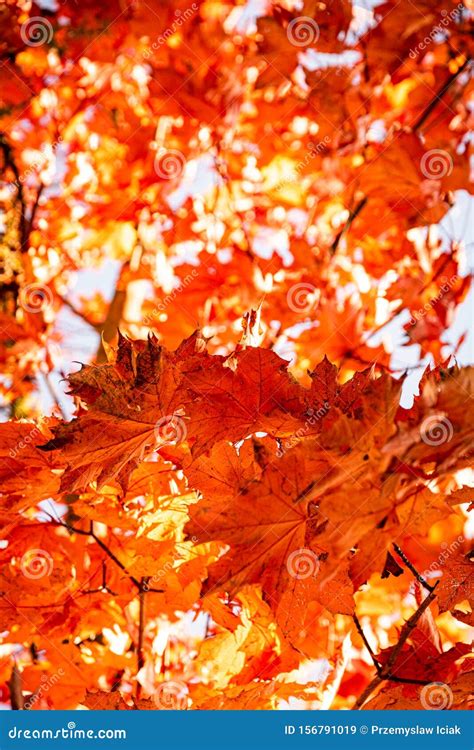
[185,437,354,647]
[39,332,208,491]
[0,421,60,512]
[182,346,304,455]
[436,549,474,613]
[39,333,305,491]
[82,690,131,710]
[194,587,299,687]
[189,680,322,710]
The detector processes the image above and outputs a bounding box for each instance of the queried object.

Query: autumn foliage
[0,0,473,711]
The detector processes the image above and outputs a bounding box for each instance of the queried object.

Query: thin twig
[26,182,44,239]
[330,196,368,254]
[392,543,434,592]
[352,614,381,671]
[353,675,382,710]
[353,544,440,709]
[411,57,472,133]
[0,134,27,251]
[331,58,471,257]
[385,675,435,686]
[51,517,163,593]
[385,585,438,675]
[362,251,454,347]
[58,295,101,330]
[353,586,438,708]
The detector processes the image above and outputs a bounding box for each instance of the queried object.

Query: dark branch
[330,196,368,255]
[392,543,434,592]
[331,57,471,258]
[353,545,440,709]
[411,57,472,133]
[51,517,163,594]
[352,613,381,673]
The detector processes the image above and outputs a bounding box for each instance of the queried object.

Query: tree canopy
[0,0,473,711]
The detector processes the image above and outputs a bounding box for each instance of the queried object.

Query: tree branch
[95,264,128,364]
[26,182,44,240]
[330,196,368,255]
[385,586,438,675]
[331,58,471,256]
[353,675,382,710]
[0,133,27,252]
[392,543,434,593]
[7,662,24,710]
[51,517,163,594]
[41,372,68,421]
[353,542,440,709]
[353,613,381,672]
[353,586,438,708]
[411,57,472,133]
[58,295,101,330]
